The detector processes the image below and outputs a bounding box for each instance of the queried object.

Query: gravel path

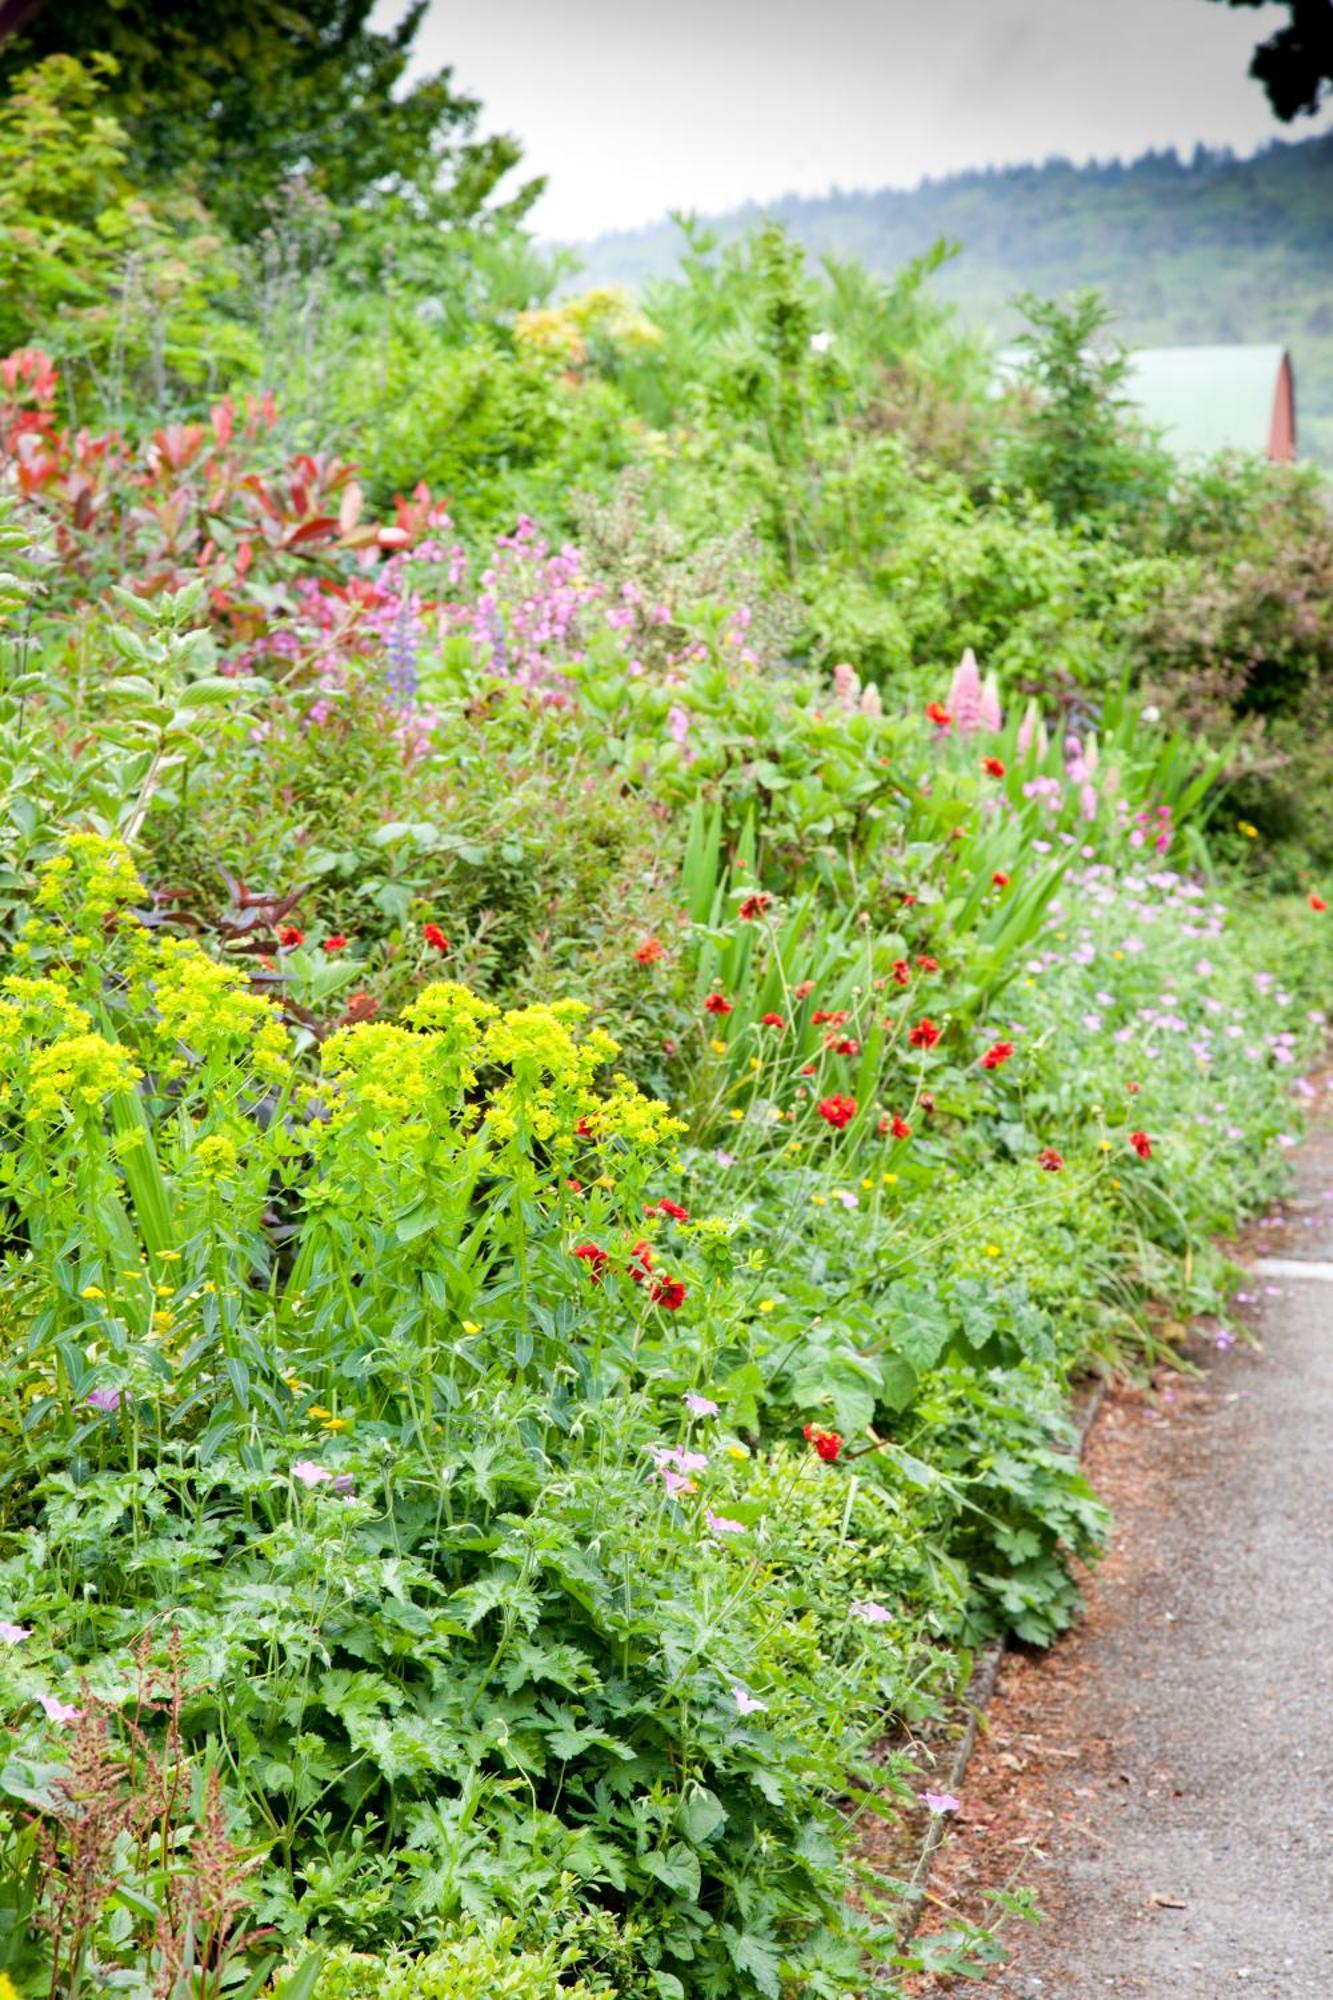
[917,1127,1333,1998]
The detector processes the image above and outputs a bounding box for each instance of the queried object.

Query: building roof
[1123,344,1296,460]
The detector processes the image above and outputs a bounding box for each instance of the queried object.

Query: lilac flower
[667,703,691,748]
[0,1622,31,1644]
[684,1392,720,1418]
[849,1600,894,1625]
[919,1790,960,1814]
[1215,1329,1235,1352]
[291,1460,334,1488]
[732,1682,768,1714]
[714,1149,736,1168]
[831,1188,859,1210]
[39,1693,80,1725]
[653,1446,709,1475]
[660,1469,696,1499]
[86,1387,121,1414]
[705,1510,745,1536]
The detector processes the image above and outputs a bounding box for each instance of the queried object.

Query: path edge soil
[894,1372,1109,1942]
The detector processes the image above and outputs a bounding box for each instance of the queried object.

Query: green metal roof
[1123,345,1288,458]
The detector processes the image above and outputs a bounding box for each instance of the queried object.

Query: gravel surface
[914,1127,1333,1998]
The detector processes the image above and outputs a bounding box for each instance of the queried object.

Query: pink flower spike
[0,1622,31,1644]
[919,1789,961,1814]
[291,1460,334,1488]
[39,1693,80,1725]
[732,1683,767,1715]
[947,647,984,733]
[705,1510,745,1536]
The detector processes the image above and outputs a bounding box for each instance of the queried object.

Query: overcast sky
[383,0,1328,239]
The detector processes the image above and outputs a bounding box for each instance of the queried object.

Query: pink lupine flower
[979,670,1003,733]
[947,648,984,733]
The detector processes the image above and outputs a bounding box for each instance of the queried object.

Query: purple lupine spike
[947,648,984,733]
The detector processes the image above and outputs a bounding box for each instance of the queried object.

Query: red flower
[800,1063,816,1076]
[704,993,733,1016]
[890,959,911,986]
[422,922,449,953]
[629,1240,655,1283]
[920,1089,936,1115]
[817,1093,857,1130]
[802,1422,844,1462]
[908,1018,941,1050]
[566,1178,584,1193]
[991,871,1010,889]
[651,1275,688,1311]
[573,1243,609,1281]
[982,756,1006,778]
[1310,894,1328,913]
[916,955,940,974]
[1126,1081,1141,1095]
[925,702,952,729]
[813,1009,849,1026]
[635,936,665,963]
[1038,1147,1064,1172]
[649,1198,690,1223]
[1129,1130,1153,1160]
[277,925,304,948]
[794,980,816,1000]
[825,1035,861,1056]
[324,933,349,952]
[574,1116,598,1139]
[760,1011,786,1029]
[342,990,379,1024]
[739,892,771,920]
[980,1041,1015,1071]
[890,1114,912,1141]
[900,892,918,907]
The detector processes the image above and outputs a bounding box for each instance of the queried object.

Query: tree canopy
[1211,0,1333,120]
[0,0,540,234]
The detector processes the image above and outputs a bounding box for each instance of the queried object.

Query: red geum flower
[916,954,940,973]
[802,1422,845,1462]
[813,1009,849,1026]
[1038,1147,1064,1172]
[1129,1130,1153,1160]
[566,1178,584,1193]
[649,1198,690,1223]
[1126,1081,1141,1095]
[422,922,449,952]
[920,1089,936,1115]
[635,936,665,963]
[980,1040,1015,1071]
[573,1243,609,1281]
[800,1063,817,1075]
[816,1092,858,1130]
[991,871,1010,889]
[890,1114,912,1140]
[628,1240,655,1283]
[704,993,733,1016]
[651,1275,687,1311]
[794,980,816,1000]
[1310,894,1328,913]
[982,756,1006,778]
[324,933,349,952]
[925,702,952,729]
[826,1035,861,1056]
[739,892,771,920]
[909,1017,942,1050]
[277,925,304,948]
[901,892,918,907]
[760,1011,786,1029]
[890,959,911,986]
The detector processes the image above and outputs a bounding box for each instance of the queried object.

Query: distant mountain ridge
[567,135,1333,463]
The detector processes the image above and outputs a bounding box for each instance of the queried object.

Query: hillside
[568,135,1333,463]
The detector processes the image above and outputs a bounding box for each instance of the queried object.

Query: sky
[383,0,1326,240]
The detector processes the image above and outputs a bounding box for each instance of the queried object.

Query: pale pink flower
[684,1392,720,1418]
[732,1683,767,1715]
[705,1510,745,1535]
[947,648,984,733]
[919,1789,960,1814]
[0,1622,31,1644]
[849,1600,893,1625]
[291,1460,334,1488]
[39,1693,80,1725]
[979,671,1003,733]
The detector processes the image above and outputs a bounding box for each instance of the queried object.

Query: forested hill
[569,135,1333,462]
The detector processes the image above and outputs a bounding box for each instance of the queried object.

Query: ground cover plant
[0,32,1330,1999]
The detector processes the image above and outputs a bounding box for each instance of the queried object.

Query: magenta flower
[0,1622,31,1644]
[39,1693,80,1725]
[684,1392,720,1418]
[652,1446,708,1475]
[919,1790,960,1814]
[86,1387,122,1413]
[731,1683,767,1715]
[705,1510,745,1536]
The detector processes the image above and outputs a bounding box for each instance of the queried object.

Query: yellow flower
[1112,949,1124,961]
[860,1176,874,1189]
[984,1244,1002,1258]
[156,1249,182,1262]
[1110,1177,1121,1190]
[80,1285,105,1300]
[882,1172,898,1186]
[1098,1139,1113,1153]
[758,1298,776,1313]
[462,1320,481,1335]
[595,1173,615,1191]
[726,1443,750,1461]
[1238,820,1258,838]
[152,1310,174,1333]
[201,1280,217,1294]
[308,1405,333,1421]
[811,1193,827,1206]
[320,1415,350,1432]
[710,1038,728,1056]
[750,1056,762,1071]
[154,1283,174,1299]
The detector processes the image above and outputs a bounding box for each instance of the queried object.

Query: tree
[0,0,540,235]
[1209,0,1333,120]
